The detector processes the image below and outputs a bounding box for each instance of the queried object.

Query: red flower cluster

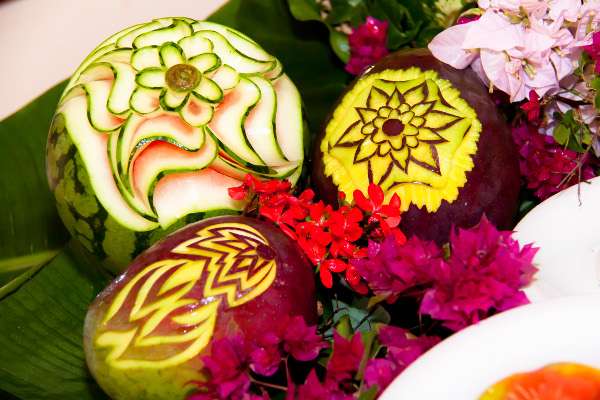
[188,315,326,400]
[354,216,538,332]
[346,17,389,75]
[512,123,596,200]
[228,176,405,293]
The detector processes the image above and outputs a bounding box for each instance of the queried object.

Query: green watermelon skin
[44,18,307,273]
[46,114,238,273]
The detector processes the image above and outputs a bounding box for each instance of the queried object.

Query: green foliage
[287,0,443,63]
[592,76,600,111]
[0,242,110,400]
[0,82,70,285]
[554,109,593,152]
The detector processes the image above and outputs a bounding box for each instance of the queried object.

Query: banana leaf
[0,0,348,398]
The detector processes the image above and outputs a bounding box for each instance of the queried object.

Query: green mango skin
[312,49,520,244]
[84,216,317,400]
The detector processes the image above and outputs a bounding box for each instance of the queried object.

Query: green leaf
[0,82,70,279]
[329,299,390,335]
[591,76,600,91]
[553,110,575,146]
[369,0,423,49]
[358,385,379,400]
[327,0,368,25]
[329,29,351,63]
[356,330,377,380]
[0,250,60,288]
[288,0,322,21]
[0,242,110,400]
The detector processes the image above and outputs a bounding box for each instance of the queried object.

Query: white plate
[380,294,600,400]
[513,177,600,302]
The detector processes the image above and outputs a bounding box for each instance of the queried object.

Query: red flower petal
[368,183,384,207]
[323,259,349,273]
[319,265,333,288]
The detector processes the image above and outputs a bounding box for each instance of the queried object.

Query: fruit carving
[46,18,304,271]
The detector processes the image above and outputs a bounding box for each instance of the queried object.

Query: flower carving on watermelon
[321,67,481,212]
[47,18,305,268]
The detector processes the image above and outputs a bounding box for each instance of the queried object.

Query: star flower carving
[333,81,466,185]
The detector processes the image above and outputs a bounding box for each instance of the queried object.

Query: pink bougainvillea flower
[280,315,329,362]
[364,326,440,394]
[420,216,538,331]
[429,0,593,102]
[326,332,365,382]
[513,123,597,200]
[352,235,441,301]
[196,336,252,399]
[291,369,354,400]
[346,17,389,75]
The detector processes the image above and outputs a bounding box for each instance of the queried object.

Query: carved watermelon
[84,215,316,400]
[46,18,305,272]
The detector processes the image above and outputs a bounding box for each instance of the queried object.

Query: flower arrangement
[183,1,600,397]
[5,2,600,400]
[189,174,538,399]
[428,0,600,201]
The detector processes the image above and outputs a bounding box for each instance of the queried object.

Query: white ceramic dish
[380,294,600,400]
[513,177,600,302]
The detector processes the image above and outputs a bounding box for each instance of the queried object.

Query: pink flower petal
[548,0,581,22]
[463,11,525,51]
[428,23,477,69]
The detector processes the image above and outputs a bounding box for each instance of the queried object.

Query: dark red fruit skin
[312,48,520,244]
[84,216,316,398]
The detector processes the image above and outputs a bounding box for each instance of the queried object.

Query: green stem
[249,376,288,392]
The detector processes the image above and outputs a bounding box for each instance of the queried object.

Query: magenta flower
[352,235,441,301]
[326,332,365,381]
[420,216,538,331]
[513,123,596,200]
[456,14,481,25]
[346,17,389,75]
[584,31,600,73]
[249,332,282,377]
[281,315,328,361]
[196,336,251,399]
[364,326,440,394]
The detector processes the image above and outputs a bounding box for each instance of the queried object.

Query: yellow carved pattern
[321,67,481,212]
[96,222,277,369]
